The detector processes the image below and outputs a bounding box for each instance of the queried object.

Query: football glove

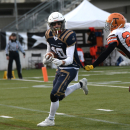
[52,58,63,66]
[84,65,94,71]
[43,54,53,65]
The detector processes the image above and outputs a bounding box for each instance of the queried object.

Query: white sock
[65,83,81,97]
[48,100,59,120]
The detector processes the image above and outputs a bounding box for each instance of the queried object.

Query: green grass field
[0,66,130,130]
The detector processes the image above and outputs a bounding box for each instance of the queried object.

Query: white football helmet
[48,12,65,34]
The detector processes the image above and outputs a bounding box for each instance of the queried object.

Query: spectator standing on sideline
[87,28,96,46]
[5,33,25,79]
[77,45,85,66]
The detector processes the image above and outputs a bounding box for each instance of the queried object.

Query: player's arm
[5,42,10,56]
[43,42,52,64]
[62,45,75,65]
[46,42,51,53]
[52,45,75,66]
[18,41,25,56]
[93,42,117,67]
[5,42,10,60]
[84,42,117,71]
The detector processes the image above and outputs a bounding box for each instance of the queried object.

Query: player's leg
[37,69,60,127]
[14,53,22,79]
[7,52,13,79]
[37,68,77,127]
[65,83,81,97]
[48,69,77,120]
[65,78,88,97]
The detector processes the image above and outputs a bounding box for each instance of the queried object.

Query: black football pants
[8,51,22,79]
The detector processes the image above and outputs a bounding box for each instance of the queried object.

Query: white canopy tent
[64,0,112,47]
[64,0,110,29]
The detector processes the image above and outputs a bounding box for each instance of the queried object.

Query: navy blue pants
[51,68,77,101]
[8,51,22,79]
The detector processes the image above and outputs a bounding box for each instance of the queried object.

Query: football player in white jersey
[84,13,130,71]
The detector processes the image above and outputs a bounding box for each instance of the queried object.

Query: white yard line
[96,109,114,112]
[32,85,52,88]
[0,78,52,83]
[0,78,129,89]
[88,83,129,88]
[0,104,129,126]
[0,87,28,89]
[0,115,13,118]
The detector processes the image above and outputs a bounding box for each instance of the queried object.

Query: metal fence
[2,0,82,32]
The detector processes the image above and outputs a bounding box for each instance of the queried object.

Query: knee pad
[50,93,58,102]
[59,95,65,101]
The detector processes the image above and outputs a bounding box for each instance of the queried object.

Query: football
[45,51,58,59]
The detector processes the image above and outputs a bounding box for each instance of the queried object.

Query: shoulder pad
[66,31,76,47]
[59,30,76,46]
[45,29,51,40]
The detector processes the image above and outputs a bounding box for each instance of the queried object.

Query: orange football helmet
[105,13,126,31]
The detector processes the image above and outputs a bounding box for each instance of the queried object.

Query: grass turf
[0,66,130,130]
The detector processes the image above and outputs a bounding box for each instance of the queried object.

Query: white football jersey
[107,25,130,58]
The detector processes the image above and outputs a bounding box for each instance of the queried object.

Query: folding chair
[28,53,42,69]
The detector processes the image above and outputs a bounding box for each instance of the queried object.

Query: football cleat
[37,118,55,127]
[79,78,88,95]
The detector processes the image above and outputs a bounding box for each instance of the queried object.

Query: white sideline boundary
[0,104,129,126]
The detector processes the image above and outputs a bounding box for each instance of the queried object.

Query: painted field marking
[27,76,55,78]
[80,70,130,76]
[0,115,13,118]
[88,81,130,85]
[0,104,129,126]
[32,85,52,88]
[1,87,28,89]
[66,81,129,89]
[24,76,42,78]
[88,83,129,89]
[0,78,52,83]
[14,79,46,82]
[80,71,104,73]
[96,109,114,112]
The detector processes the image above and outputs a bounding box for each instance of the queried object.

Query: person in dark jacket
[87,29,96,46]
[5,33,25,79]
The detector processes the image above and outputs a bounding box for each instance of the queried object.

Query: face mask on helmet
[50,21,65,35]
[105,13,126,32]
[48,12,65,35]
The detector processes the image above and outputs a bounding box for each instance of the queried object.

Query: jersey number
[51,46,66,58]
[122,31,130,47]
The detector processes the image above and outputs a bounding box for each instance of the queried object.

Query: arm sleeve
[93,42,117,68]
[18,41,25,55]
[5,43,10,56]
[46,42,51,53]
[63,45,75,66]
[62,31,76,65]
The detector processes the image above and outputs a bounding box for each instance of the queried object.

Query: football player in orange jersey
[84,13,130,71]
